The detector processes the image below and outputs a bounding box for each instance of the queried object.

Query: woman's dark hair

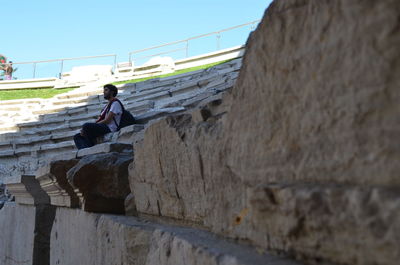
[104,84,118,97]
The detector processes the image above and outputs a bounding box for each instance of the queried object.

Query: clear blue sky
[2,0,272,79]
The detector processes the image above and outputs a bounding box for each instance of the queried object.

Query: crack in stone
[197,147,206,194]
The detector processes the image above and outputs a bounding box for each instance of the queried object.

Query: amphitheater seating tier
[0,58,242,178]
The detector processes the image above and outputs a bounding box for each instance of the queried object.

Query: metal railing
[4,20,260,80]
[11,54,117,79]
[128,20,260,64]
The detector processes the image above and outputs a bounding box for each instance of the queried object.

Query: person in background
[4,61,13,80]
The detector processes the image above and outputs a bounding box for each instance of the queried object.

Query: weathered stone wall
[227,0,400,188]
[50,207,296,265]
[128,1,400,265]
[0,203,35,265]
[50,204,152,265]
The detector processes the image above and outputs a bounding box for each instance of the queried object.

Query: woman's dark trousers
[73,123,111,150]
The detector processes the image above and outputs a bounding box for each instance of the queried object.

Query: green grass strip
[111,59,234,86]
[0,59,235,101]
[0,87,76,101]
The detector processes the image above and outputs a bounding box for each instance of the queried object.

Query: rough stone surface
[124,192,138,216]
[0,203,35,265]
[67,152,133,213]
[226,0,400,188]
[145,228,300,265]
[51,207,301,265]
[128,1,400,265]
[50,208,100,265]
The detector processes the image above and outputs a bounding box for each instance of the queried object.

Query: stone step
[15,100,153,133]
[18,113,95,130]
[2,104,180,150]
[124,85,171,102]
[12,131,77,152]
[0,113,38,124]
[50,89,132,107]
[156,89,214,109]
[133,69,231,96]
[9,141,77,176]
[0,124,18,132]
[4,73,231,136]
[1,63,238,130]
[54,88,103,100]
[32,103,87,115]
[130,70,237,103]
[111,124,145,144]
[135,107,186,124]
[157,79,234,110]
[8,90,146,128]
[0,98,42,106]
[1,124,144,172]
[50,95,103,106]
[123,68,223,97]
[0,141,12,152]
[1,81,228,141]
[129,68,214,92]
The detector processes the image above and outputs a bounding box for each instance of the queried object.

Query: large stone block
[246,184,400,264]
[225,0,400,187]
[67,152,133,213]
[127,1,400,264]
[0,203,35,265]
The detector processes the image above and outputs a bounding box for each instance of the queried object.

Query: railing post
[113,55,117,72]
[251,22,256,31]
[59,60,64,79]
[33,63,37,79]
[185,40,189,58]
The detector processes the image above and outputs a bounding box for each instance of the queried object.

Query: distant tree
[0,54,6,71]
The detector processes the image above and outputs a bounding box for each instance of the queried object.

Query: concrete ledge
[76,142,133,158]
[4,175,49,205]
[50,208,303,265]
[0,77,58,90]
[175,45,244,70]
[135,107,186,124]
[36,159,80,208]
